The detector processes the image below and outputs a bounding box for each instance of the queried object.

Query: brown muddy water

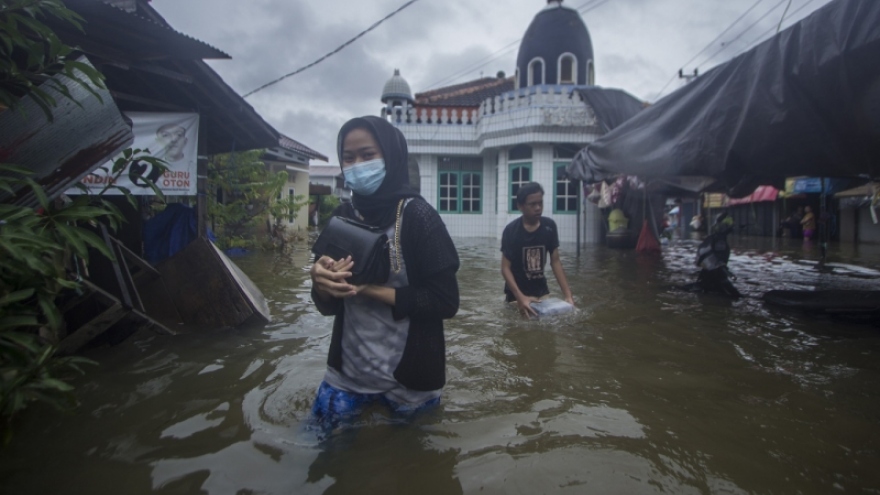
[2,235,880,494]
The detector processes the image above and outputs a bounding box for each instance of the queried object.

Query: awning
[790,177,852,195]
[726,186,779,206]
[834,183,878,198]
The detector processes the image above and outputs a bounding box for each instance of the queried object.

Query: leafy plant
[0,0,169,442]
[208,150,307,250]
[0,149,166,442]
[0,167,108,440]
[314,194,341,227]
[0,0,106,120]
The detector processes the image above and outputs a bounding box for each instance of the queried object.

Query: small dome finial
[381,69,414,105]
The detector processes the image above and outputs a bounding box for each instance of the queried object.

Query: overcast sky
[151,0,833,162]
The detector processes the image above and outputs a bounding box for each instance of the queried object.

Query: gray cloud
[152,0,833,160]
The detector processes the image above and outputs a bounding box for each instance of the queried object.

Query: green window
[509,163,532,212]
[554,163,578,213]
[438,156,482,214]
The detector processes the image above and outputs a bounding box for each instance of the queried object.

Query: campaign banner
[72,112,199,196]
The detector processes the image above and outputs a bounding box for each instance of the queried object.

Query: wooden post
[576,180,581,256]
[197,115,208,238]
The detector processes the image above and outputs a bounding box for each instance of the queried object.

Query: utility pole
[678,68,699,83]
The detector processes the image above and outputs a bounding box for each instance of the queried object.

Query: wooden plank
[58,301,127,355]
[156,236,269,329]
[110,237,160,280]
[130,308,176,336]
[100,225,135,310]
[113,241,145,312]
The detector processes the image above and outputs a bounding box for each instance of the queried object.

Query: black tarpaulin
[574,86,645,133]
[568,0,880,198]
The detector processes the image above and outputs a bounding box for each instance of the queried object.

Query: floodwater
[2,235,880,494]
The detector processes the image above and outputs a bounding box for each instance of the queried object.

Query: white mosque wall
[395,85,608,243]
[413,145,601,244]
[583,200,603,244]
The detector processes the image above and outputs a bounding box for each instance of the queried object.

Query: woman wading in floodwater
[308,116,460,435]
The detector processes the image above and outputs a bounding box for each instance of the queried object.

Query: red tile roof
[415,76,514,107]
[279,134,328,162]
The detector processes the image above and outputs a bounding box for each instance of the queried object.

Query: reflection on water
[2,236,880,494]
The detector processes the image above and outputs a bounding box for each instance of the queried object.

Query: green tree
[312,193,340,227]
[208,150,306,250]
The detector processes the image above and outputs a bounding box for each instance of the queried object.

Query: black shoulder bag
[311,199,405,285]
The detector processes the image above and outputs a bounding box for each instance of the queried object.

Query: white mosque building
[380,0,640,243]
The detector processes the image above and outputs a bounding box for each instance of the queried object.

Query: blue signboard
[792,177,850,195]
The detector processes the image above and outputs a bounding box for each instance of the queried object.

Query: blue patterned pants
[309,381,440,433]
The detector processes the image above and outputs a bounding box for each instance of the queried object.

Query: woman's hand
[311,255,357,299]
[354,284,396,306]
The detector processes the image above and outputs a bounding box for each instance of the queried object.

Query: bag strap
[391,198,409,274]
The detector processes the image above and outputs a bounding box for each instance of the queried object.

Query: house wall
[728,202,778,237]
[285,170,309,232]
[396,85,607,243]
[840,206,880,243]
[416,143,600,244]
[310,176,335,189]
[266,160,309,232]
[840,207,855,242]
[419,153,499,238]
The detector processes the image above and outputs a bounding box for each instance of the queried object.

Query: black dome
[516,2,594,88]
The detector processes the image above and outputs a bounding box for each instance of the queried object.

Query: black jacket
[312,197,459,391]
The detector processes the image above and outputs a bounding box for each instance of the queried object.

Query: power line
[242,0,422,98]
[423,39,520,91]
[655,0,825,101]
[658,0,824,102]
[741,0,820,52]
[654,0,765,100]
[653,0,765,101]
[578,0,614,16]
[777,0,793,32]
[692,0,787,72]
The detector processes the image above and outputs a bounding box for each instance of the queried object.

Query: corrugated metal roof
[51,1,281,154]
[415,77,514,107]
[0,57,133,205]
[59,0,230,60]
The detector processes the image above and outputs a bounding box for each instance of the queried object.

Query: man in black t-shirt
[501,182,574,318]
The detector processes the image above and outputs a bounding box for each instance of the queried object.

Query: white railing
[386,85,593,126]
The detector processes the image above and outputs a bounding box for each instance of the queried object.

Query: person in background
[308,116,460,436]
[690,211,740,297]
[801,206,816,241]
[778,206,804,238]
[689,213,703,232]
[500,182,575,318]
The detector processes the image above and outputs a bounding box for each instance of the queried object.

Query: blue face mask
[344,158,386,195]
